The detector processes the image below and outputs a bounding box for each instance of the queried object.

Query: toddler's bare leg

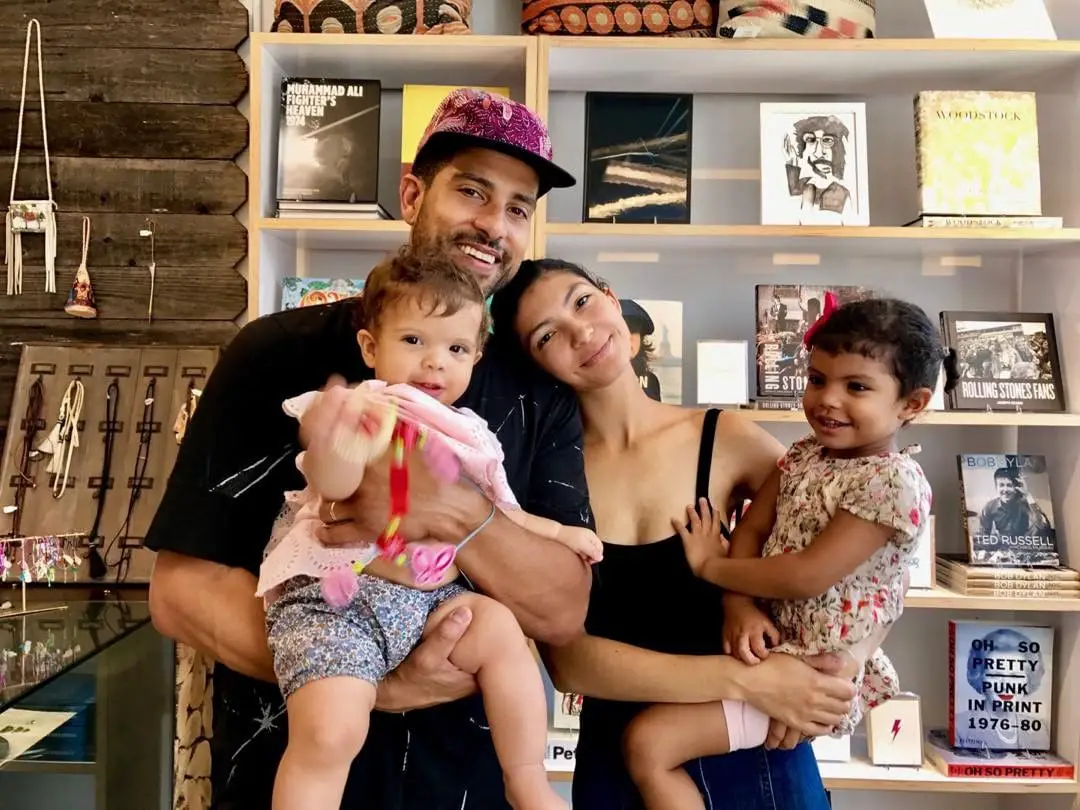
[623,700,766,810]
[273,676,376,810]
[425,593,566,810]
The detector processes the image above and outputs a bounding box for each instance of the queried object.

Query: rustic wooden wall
[0,0,251,446]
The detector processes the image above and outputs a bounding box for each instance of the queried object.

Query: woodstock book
[914,91,1042,218]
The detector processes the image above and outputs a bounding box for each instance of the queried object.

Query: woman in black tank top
[493,261,852,810]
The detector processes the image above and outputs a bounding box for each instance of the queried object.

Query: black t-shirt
[145,299,594,810]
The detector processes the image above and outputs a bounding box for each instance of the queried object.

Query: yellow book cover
[400,85,510,179]
[914,90,1042,217]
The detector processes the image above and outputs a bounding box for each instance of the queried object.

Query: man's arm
[317,386,593,645]
[146,316,298,680]
[150,552,275,683]
[449,389,593,644]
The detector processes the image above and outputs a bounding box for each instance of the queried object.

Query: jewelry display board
[0,343,219,583]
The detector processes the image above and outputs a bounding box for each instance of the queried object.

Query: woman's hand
[672,497,729,577]
[737,651,855,740]
[722,598,779,665]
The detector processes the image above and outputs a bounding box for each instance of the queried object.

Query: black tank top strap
[694,408,730,540]
[694,408,721,500]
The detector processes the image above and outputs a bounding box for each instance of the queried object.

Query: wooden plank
[0,266,246,321]
[0,103,249,160]
[0,48,248,105]
[0,157,247,215]
[12,213,246,268]
[4,1,250,50]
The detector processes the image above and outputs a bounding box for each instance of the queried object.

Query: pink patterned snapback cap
[414,88,576,196]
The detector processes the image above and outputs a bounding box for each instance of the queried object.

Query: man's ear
[356,329,378,369]
[400,174,424,225]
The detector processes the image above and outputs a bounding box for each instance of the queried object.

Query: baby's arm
[297,388,396,503]
[505,508,604,563]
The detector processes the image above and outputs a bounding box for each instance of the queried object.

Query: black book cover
[276,78,382,204]
[940,311,1065,412]
[583,91,692,224]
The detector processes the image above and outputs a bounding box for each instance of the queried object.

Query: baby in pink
[258,249,601,810]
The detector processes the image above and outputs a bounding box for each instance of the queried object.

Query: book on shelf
[754,284,872,402]
[925,729,1073,780]
[921,0,1056,41]
[936,553,1078,599]
[939,311,1065,413]
[947,620,1053,751]
[276,200,392,220]
[905,215,1062,229]
[400,84,510,181]
[276,78,382,211]
[914,91,1043,219]
[280,277,365,311]
[956,454,1059,568]
[552,689,582,731]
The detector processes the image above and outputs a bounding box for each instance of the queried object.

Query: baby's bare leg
[624,700,769,810]
[273,676,376,810]
[425,592,566,810]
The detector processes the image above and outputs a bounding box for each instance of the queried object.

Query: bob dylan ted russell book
[277,78,381,204]
[958,453,1058,568]
[941,311,1064,413]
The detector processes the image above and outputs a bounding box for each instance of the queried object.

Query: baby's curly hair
[807,297,959,397]
[359,245,491,345]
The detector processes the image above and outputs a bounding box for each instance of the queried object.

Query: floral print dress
[766,434,932,734]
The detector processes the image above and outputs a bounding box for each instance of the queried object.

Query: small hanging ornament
[64,216,97,318]
[140,217,156,322]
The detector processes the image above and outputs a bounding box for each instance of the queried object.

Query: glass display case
[0,590,174,810]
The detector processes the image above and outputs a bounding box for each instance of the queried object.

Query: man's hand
[375,605,478,713]
[722,597,779,665]
[738,651,854,741]
[672,497,729,577]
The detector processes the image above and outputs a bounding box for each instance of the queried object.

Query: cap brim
[415,131,576,198]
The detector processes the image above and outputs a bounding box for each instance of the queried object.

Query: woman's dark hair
[489,257,606,341]
[807,297,960,397]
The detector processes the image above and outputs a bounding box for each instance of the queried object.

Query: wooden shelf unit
[249,31,1080,806]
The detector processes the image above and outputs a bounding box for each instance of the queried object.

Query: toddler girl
[255,248,602,810]
[622,295,959,809]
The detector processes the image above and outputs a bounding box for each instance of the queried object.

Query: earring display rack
[0,343,220,583]
[0,533,83,618]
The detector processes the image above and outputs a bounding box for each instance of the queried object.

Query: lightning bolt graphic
[891,718,902,741]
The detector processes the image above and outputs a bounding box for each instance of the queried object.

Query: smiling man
[144,90,591,810]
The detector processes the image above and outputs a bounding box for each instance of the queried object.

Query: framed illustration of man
[759,102,870,226]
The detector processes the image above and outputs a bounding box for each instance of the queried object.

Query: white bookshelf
[247,3,1080,806]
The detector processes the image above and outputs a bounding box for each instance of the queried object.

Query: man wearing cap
[145,90,587,809]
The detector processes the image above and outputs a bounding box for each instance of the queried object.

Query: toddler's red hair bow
[802,290,839,347]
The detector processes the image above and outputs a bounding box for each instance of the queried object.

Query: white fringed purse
[5,19,58,296]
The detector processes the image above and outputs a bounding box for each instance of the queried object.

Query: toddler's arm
[505,509,603,563]
[694,508,894,601]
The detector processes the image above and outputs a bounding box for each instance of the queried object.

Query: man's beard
[411,216,514,294]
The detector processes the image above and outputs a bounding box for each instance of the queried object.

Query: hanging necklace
[39,379,84,499]
[86,378,120,579]
[10,375,45,536]
[106,377,156,582]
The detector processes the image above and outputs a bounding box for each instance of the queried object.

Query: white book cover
[948,620,1053,751]
[924,0,1056,40]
